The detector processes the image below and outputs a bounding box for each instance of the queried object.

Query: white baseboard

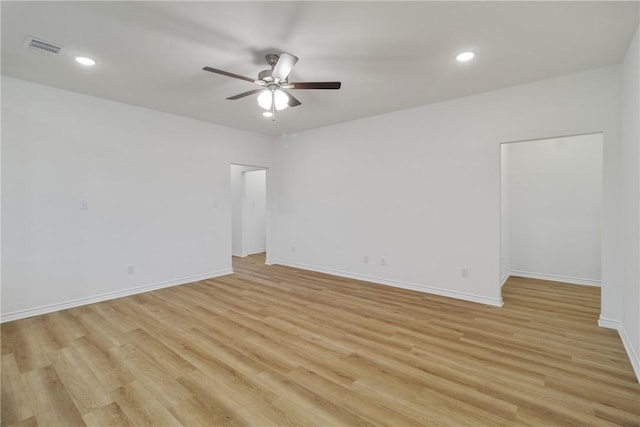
[598,315,619,329]
[232,249,266,258]
[501,273,510,287]
[510,270,600,287]
[618,325,640,383]
[0,269,234,323]
[271,259,503,307]
[598,315,640,383]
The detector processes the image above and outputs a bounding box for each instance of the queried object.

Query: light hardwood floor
[2,254,639,426]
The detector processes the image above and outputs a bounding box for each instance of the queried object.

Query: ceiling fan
[203,53,341,120]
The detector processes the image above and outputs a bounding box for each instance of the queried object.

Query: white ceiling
[1,1,638,136]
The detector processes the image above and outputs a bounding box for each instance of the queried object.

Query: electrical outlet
[127,265,135,275]
[461,267,469,278]
[291,246,296,253]
[364,255,369,263]
[380,257,386,266]
[80,200,88,210]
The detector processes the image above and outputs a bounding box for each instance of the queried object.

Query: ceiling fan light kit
[203,52,341,121]
[257,87,290,121]
[257,89,289,110]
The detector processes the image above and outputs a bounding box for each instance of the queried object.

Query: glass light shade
[257,90,272,110]
[273,90,289,111]
[257,89,289,111]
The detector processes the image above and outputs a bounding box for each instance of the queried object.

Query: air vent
[25,37,62,56]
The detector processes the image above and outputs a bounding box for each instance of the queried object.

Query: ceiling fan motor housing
[265,54,279,67]
[258,69,274,82]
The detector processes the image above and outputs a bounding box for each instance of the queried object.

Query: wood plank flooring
[2,253,639,426]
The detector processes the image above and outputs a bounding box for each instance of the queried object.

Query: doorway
[500,133,603,292]
[230,164,267,259]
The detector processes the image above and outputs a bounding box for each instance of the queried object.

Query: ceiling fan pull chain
[271,98,276,121]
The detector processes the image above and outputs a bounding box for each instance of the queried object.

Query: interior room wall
[230,165,266,257]
[500,144,510,284]
[617,26,639,379]
[505,134,603,286]
[243,170,267,255]
[1,76,274,322]
[231,165,245,256]
[273,65,621,310]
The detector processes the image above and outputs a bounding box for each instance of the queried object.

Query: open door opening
[500,133,603,306]
[230,164,268,262]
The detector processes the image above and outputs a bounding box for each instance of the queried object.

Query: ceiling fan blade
[226,89,263,100]
[203,66,256,83]
[271,53,298,82]
[289,81,341,90]
[283,91,302,107]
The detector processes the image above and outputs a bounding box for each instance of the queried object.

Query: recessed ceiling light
[75,56,96,66]
[456,51,475,62]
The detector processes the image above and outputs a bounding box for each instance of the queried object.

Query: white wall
[505,134,602,286]
[1,77,274,321]
[231,165,245,256]
[243,170,267,255]
[617,26,639,379]
[273,65,622,309]
[500,144,510,284]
